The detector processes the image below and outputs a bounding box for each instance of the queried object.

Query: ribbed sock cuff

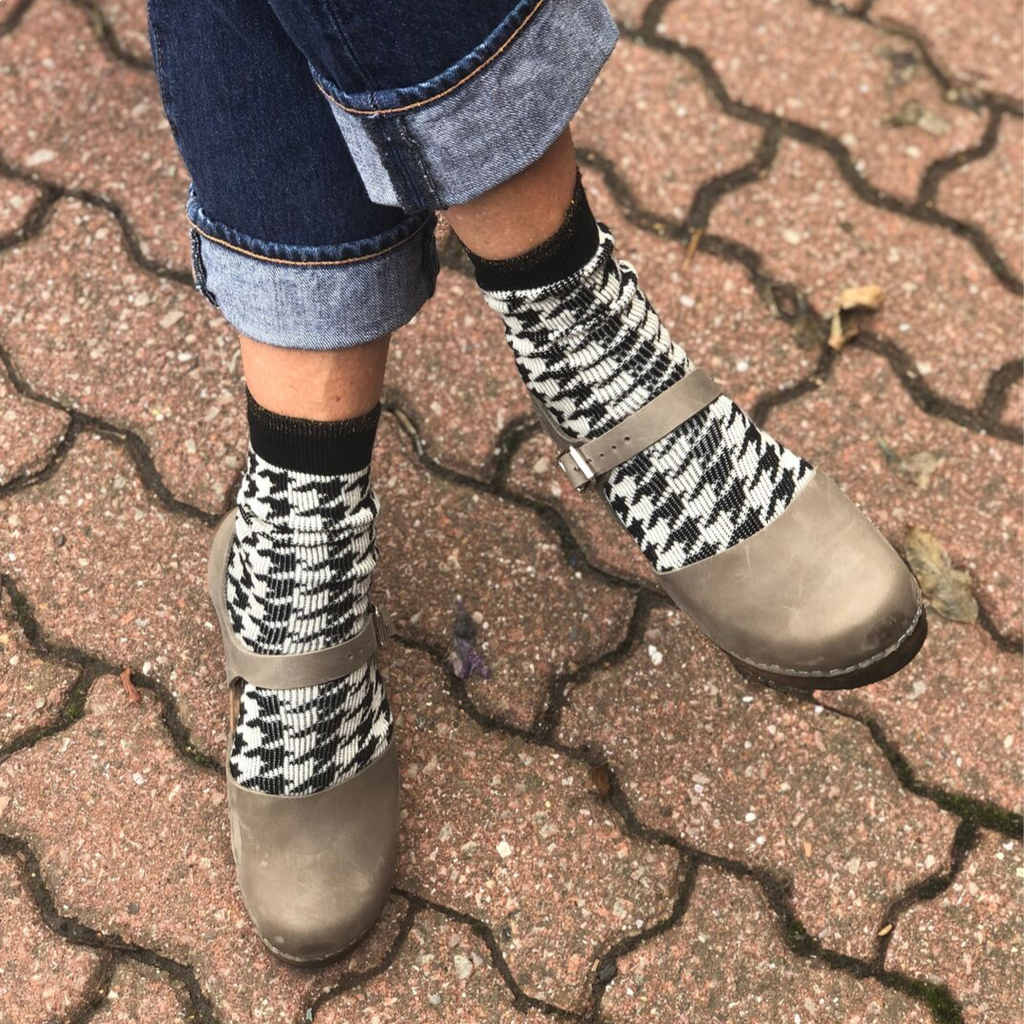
[467,172,600,292]
[246,389,381,476]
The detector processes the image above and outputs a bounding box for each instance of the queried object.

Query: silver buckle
[371,605,389,649]
[558,446,596,492]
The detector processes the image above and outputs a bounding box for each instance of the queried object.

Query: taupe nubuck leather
[532,367,927,690]
[209,510,399,965]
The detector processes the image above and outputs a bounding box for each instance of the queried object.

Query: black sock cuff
[468,171,600,292]
[246,389,381,476]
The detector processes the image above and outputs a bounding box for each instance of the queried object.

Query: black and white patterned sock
[471,177,813,573]
[224,393,391,796]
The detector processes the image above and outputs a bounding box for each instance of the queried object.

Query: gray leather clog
[533,368,927,690]
[208,510,399,965]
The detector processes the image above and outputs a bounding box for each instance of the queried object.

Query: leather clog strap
[221,604,394,691]
[555,368,723,490]
[207,509,395,691]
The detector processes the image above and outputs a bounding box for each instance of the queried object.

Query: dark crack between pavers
[0,154,192,286]
[0,837,221,1024]
[0,0,35,37]
[577,145,1024,445]
[621,1,1023,296]
[0,337,220,526]
[0,572,220,773]
[806,0,1024,118]
[63,0,153,72]
[69,950,118,1024]
[870,818,981,973]
[5,0,125,62]
[975,598,1024,655]
[303,900,419,1023]
[393,889,590,1022]
[917,107,1004,206]
[801,690,1024,838]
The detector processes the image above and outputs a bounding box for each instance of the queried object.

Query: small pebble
[452,954,474,981]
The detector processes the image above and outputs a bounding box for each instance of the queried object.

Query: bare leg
[238,333,390,420]
[443,128,577,260]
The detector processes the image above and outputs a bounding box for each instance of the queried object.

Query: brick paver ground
[0,0,1020,1021]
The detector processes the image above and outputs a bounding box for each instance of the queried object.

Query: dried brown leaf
[839,285,884,312]
[878,439,942,489]
[120,665,142,704]
[904,527,979,624]
[828,310,863,350]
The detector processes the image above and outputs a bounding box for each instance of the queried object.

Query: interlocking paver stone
[711,138,1022,412]
[90,961,189,1024]
[557,607,960,959]
[0,856,103,1022]
[831,619,1022,813]
[315,911,552,1024]
[92,0,153,67]
[0,177,41,236]
[575,39,763,220]
[0,0,190,272]
[654,0,988,201]
[0,364,69,490]
[603,868,931,1023]
[872,0,1024,101]
[937,114,1024,277]
[767,347,1023,644]
[0,434,223,758]
[375,417,635,730]
[389,645,680,1011]
[0,585,80,751]
[0,674,408,1023]
[0,198,245,514]
[888,831,1023,1024]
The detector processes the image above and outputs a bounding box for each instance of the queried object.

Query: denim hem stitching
[187,217,433,268]
[316,0,549,117]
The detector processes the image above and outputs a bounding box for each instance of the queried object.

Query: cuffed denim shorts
[147,0,618,350]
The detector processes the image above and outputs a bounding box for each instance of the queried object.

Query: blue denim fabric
[148,0,617,349]
[309,0,618,210]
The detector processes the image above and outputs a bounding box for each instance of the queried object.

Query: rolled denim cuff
[312,0,618,212]
[186,188,439,350]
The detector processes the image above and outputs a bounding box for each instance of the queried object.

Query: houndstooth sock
[224,393,391,796]
[471,177,813,572]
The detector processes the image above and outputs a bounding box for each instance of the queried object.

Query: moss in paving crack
[59,684,90,727]
[847,706,1024,836]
